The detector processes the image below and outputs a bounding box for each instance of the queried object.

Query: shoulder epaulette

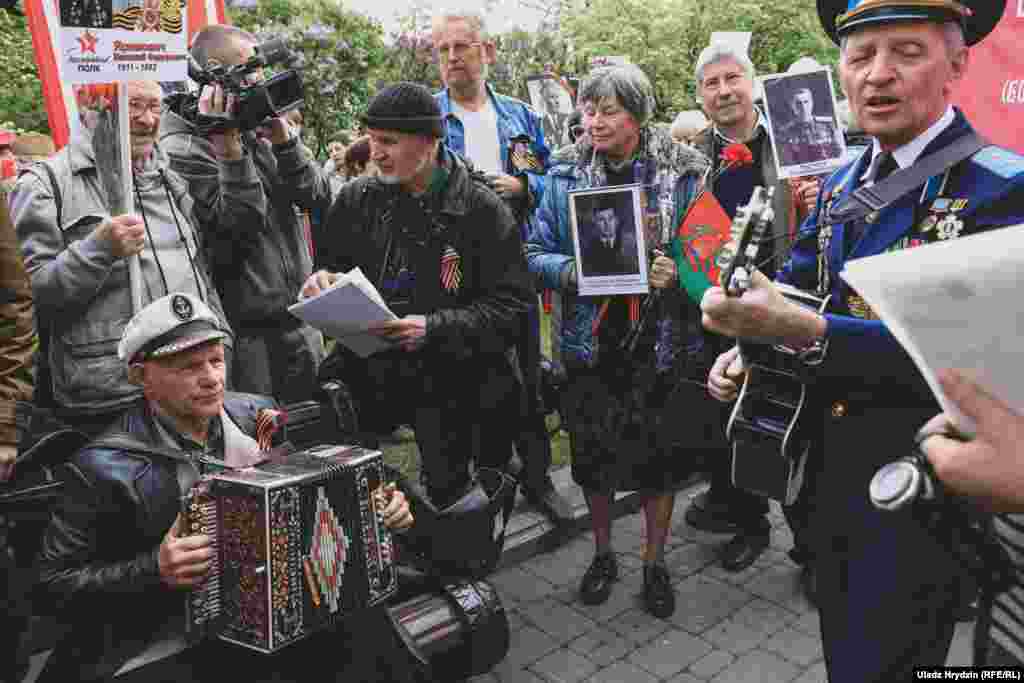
[971,146,1024,180]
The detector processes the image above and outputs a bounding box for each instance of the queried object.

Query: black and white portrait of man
[527,75,575,148]
[762,69,846,178]
[569,186,648,296]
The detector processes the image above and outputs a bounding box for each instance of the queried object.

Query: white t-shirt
[451,98,503,175]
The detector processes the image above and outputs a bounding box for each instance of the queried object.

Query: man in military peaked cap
[702,1,1024,681]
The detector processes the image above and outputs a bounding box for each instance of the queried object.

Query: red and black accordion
[181,444,397,653]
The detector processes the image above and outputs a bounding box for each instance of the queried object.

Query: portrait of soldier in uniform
[571,189,642,281]
[527,75,575,148]
[763,70,846,176]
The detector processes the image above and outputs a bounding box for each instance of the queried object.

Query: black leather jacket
[34,392,276,681]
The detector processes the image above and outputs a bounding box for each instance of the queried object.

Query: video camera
[169,38,304,135]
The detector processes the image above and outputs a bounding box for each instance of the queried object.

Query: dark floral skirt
[562,354,721,494]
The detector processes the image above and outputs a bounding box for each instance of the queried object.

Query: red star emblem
[77,30,98,54]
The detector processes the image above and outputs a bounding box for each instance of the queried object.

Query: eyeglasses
[433,41,482,62]
[128,99,162,117]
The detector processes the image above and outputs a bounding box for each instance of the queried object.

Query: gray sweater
[11,132,233,414]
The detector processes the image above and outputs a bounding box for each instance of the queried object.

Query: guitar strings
[742,224,824,275]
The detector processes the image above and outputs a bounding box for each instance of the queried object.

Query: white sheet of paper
[840,225,1024,437]
[288,268,398,358]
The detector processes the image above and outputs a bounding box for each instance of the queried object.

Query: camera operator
[919,371,1024,667]
[160,24,327,405]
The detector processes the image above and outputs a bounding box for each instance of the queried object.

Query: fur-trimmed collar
[549,124,709,179]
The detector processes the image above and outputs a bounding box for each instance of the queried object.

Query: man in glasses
[11,80,232,436]
[431,12,572,525]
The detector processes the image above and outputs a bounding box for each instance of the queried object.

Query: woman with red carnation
[525,63,712,618]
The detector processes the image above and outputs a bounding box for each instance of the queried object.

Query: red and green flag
[670,190,732,304]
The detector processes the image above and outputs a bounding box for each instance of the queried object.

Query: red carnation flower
[720,143,753,167]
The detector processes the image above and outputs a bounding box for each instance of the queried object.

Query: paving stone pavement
[471,477,977,683]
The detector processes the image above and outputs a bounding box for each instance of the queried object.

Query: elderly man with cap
[33,291,423,683]
[303,82,533,511]
[702,1,1024,680]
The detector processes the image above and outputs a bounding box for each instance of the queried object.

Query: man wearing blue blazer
[701,0,1024,680]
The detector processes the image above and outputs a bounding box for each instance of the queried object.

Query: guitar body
[715,185,830,505]
[727,285,829,505]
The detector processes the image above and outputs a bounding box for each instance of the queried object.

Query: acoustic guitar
[715,186,830,505]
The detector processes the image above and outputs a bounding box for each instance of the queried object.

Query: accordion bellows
[182,444,397,653]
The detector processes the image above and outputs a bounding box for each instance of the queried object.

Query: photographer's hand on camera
[918,369,1024,513]
[199,84,243,161]
[258,116,293,147]
[96,215,146,258]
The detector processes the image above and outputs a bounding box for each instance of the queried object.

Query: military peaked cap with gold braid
[817,0,1002,46]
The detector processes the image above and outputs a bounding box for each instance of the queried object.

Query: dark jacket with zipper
[159,109,331,330]
[314,148,533,417]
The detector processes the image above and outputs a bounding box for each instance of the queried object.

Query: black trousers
[512,302,553,496]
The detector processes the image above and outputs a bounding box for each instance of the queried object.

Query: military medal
[846,294,877,320]
[935,214,964,241]
[440,245,462,293]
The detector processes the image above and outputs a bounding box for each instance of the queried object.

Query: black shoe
[529,485,574,525]
[719,530,770,572]
[684,491,741,534]
[580,552,618,605]
[643,564,675,618]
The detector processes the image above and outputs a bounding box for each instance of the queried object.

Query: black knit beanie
[362,82,444,138]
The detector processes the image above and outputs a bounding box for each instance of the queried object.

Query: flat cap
[118,292,228,364]
[817,0,1002,46]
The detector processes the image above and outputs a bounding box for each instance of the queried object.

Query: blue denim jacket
[435,83,551,235]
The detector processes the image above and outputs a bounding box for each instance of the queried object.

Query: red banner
[951,0,1024,154]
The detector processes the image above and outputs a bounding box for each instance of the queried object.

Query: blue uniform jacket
[436,84,551,232]
[781,109,1024,398]
[526,130,707,366]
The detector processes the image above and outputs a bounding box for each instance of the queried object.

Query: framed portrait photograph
[569,185,649,297]
[526,74,575,149]
[761,68,847,180]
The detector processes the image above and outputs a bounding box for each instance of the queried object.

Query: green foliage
[489,29,574,104]
[0,9,50,135]
[229,0,387,155]
[561,0,840,120]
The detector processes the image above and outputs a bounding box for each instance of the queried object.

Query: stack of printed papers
[288,268,397,357]
[841,225,1024,437]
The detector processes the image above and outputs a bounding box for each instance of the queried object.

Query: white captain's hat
[118,292,229,365]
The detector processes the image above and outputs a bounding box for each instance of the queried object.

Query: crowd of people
[2,0,1024,681]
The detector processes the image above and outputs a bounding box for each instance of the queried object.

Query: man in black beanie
[302,82,533,509]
